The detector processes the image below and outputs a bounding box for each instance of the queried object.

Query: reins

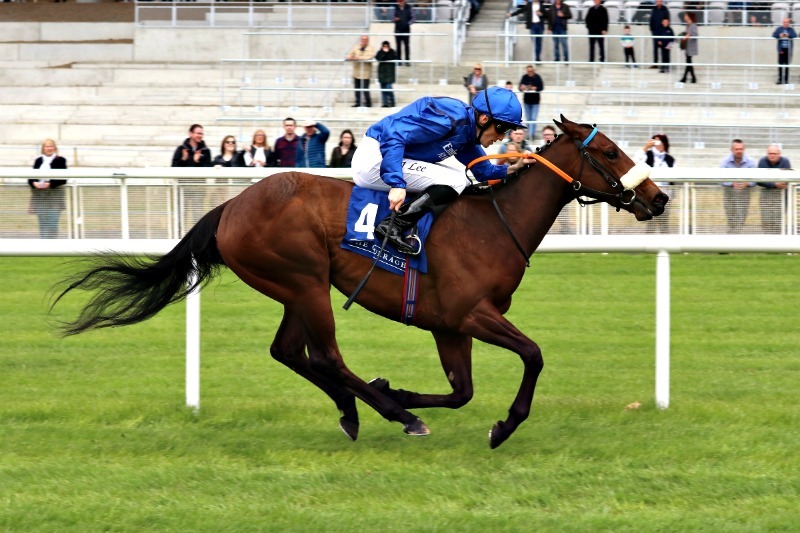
[466,152,575,268]
[464,126,650,266]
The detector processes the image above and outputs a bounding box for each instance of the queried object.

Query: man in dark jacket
[376,41,398,107]
[649,0,670,68]
[394,0,414,66]
[585,0,609,62]
[171,124,212,167]
[518,64,544,138]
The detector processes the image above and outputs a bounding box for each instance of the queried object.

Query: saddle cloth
[340,186,432,275]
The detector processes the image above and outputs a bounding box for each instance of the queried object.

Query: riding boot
[374,185,458,255]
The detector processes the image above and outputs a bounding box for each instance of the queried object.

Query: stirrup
[391,233,422,256]
[376,223,422,256]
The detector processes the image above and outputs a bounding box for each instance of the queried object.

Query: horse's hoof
[368,377,390,392]
[488,420,510,449]
[403,418,430,436]
[339,417,359,441]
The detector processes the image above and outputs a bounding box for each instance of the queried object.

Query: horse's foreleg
[370,330,474,410]
[297,291,430,437]
[463,300,544,449]
[270,309,360,441]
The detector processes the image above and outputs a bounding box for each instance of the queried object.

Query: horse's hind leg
[370,330,475,410]
[270,308,360,441]
[297,290,430,436]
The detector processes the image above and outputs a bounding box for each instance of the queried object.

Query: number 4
[354,203,379,240]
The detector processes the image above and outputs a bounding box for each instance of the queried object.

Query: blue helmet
[472,87,526,130]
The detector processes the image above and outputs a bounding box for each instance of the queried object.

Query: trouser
[589,36,605,62]
[530,22,544,61]
[778,49,790,83]
[36,209,62,239]
[523,103,539,137]
[354,78,371,107]
[723,187,750,234]
[652,35,660,63]
[759,188,785,234]
[352,136,470,194]
[552,30,568,61]
[395,34,410,64]
[659,47,670,71]
[380,82,395,106]
[681,55,696,82]
[624,47,636,63]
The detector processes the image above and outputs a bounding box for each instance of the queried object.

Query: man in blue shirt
[720,138,756,234]
[772,18,797,85]
[351,87,529,253]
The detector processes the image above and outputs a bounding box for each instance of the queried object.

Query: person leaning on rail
[350,87,535,254]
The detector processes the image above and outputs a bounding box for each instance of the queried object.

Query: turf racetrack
[1,254,798,531]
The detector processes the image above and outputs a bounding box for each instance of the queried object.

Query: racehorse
[53,116,668,449]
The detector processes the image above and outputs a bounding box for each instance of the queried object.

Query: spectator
[274,117,299,168]
[772,17,796,85]
[585,0,609,62]
[507,0,547,63]
[376,40,398,108]
[296,121,330,168]
[505,80,514,91]
[649,0,670,69]
[29,138,67,239]
[497,128,533,162]
[330,129,358,168]
[243,129,275,167]
[546,0,572,62]
[501,142,522,166]
[621,24,638,67]
[394,0,415,67]
[634,133,675,233]
[518,64,544,138]
[757,144,791,233]
[213,135,245,167]
[539,124,557,147]
[464,63,489,104]
[346,35,375,108]
[657,17,675,73]
[679,12,698,83]
[171,124,211,167]
[720,139,756,234]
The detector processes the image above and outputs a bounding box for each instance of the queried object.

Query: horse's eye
[605,151,618,160]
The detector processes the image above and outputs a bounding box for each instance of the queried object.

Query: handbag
[679,32,687,50]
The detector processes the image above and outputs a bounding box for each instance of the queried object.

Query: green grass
[1,254,799,532]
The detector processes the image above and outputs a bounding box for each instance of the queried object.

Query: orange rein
[466,152,575,187]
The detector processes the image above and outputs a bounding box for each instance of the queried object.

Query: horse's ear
[553,117,564,133]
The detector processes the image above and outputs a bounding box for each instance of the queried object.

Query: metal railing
[135,0,466,28]
[2,167,799,240]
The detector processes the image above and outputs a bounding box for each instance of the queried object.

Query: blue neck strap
[581,127,598,149]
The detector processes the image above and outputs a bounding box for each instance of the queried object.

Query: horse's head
[549,115,668,221]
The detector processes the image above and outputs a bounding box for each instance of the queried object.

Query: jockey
[352,86,529,254]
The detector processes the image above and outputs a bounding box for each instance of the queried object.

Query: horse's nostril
[653,192,669,208]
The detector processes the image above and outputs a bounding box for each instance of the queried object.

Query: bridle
[466,124,651,266]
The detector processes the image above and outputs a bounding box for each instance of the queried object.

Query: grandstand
[0,0,798,168]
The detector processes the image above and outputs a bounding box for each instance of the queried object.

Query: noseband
[570,126,650,211]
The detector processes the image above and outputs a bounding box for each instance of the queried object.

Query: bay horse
[53,116,668,449]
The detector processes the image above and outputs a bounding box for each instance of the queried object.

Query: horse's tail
[52,203,228,337]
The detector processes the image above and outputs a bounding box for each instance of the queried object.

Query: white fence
[3,167,800,239]
[2,235,800,411]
